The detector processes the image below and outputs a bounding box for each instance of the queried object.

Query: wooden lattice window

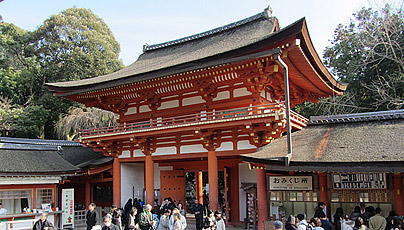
[36,188,54,208]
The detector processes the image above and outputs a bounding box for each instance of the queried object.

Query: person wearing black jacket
[86,203,98,230]
[103,214,119,230]
[192,199,204,230]
[33,212,54,230]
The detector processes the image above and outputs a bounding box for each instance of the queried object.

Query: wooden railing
[80,103,307,138]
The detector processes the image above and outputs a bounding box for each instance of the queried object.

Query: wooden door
[160,170,186,211]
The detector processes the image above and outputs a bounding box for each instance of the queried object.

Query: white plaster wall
[237,140,256,150]
[121,163,144,207]
[180,144,206,154]
[139,105,151,113]
[154,147,176,156]
[182,96,205,106]
[238,163,257,222]
[125,107,137,115]
[213,91,230,101]
[119,150,131,158]
[158,100,179,110]
[133,149,144,157]
[266,91,272,102]
[215,141,233,151]
[234,87,251,97]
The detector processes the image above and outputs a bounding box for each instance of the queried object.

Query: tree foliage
[296,4,404,117]
[56,106,118,141]
[0,8,122,139]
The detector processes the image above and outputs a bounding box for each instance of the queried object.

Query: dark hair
[286,215,296,225]
[112,204,117,209]
[90,203,96,208]
[297,214,305,221]
[336,207,343,215]
[353,206,361,213]
[365,206,376,216]
[389,211,398,217]
[309,217,319,227]
[318,202,326,206]
[355,217,364,229]
[375,207,382,214]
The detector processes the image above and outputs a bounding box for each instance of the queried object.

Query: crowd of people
[282,202,403,230]
[84,197,225,230]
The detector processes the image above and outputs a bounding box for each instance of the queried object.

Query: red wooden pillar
[196,171,203,204]
[318,173,328,216]
[257,168,268,230]
[145,154,155,205]
[393,173,404,215]
[113,158,121,207]
[230,162,240,222]
[85,179,91,206]
[208,150,219,211]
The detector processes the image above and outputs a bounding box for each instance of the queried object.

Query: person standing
[0,202,7,215]
[173,213,183,230]
[157,209,171,230]
[125,207,138,230]
[203,210,216,230]
[203,191,209,216]
[139,204,157,230]
[103,214,119,230]
[334,208,344,230]
[274,220,284,230]
[33,212,54,230]
[193,198,204,230]
[285,215,298,230]
[368,208,386,230]
[169,208,187,230]
[315,202,327,219]
[297,214,309,230]
[215,210,226,230]
[86,203,99,230]
[354,217,367,230]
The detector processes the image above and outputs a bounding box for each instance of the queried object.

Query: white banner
[62,188,74,227]
[333,173,386,189]
[269,176,312,190]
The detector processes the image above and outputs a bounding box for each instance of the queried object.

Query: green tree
[296,4,404,117]
[0,8,123,139]
[34,7,123,83]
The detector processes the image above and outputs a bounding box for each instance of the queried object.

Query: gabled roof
[241,110,404,172]
[46,8,346,99]
[0,148,79,174]
[0,137,112,173]
[46,9,279,94]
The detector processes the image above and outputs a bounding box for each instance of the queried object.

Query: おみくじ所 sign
[269,176,312,190]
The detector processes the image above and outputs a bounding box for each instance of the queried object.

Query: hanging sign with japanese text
[333,173,386,189]
[269,176,312,190]
[62,188,74,227]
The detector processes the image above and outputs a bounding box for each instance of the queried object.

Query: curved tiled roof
[0,149,79,173]
[46,8,279,92]
[242,110,404,166]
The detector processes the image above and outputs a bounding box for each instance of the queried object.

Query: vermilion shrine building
[47,8,346,225]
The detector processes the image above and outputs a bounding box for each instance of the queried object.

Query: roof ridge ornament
[264,5,273,18]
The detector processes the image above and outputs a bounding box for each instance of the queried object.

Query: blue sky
[0,0,372,66]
